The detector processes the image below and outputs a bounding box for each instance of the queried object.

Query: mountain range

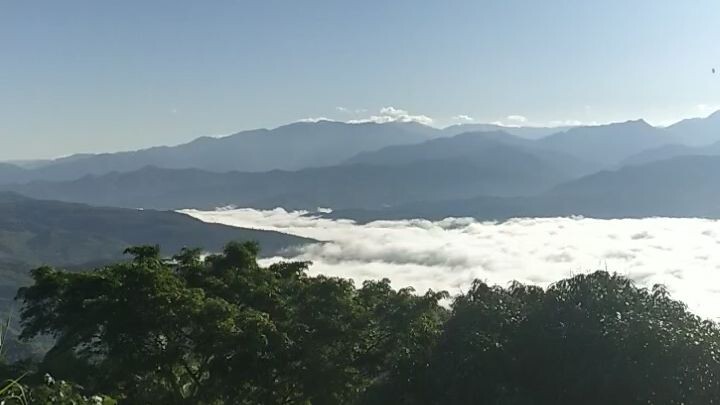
[4,114,720,187]
[328,155,720,222]
[4,113,720,224]
[664,110,720,146]
[0,131,602,210]
[0,121,441,184]
[442,123,575,139]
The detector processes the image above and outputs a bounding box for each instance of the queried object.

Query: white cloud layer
[492,116,597,128]
[349,106,434,125]
[296,117,336,123]
[547,119,594,127]
[507,114,528,123]
[452,114,474,122]
[184,208,720,320]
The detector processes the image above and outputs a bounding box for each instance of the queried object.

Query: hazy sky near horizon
[3,0,720,160]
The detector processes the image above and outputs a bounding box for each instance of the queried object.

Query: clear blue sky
[2,0,720,160]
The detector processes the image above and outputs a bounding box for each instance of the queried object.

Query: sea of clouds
[184,208,720,320]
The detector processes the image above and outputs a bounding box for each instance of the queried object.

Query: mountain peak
[706,109,720,120]
[618,118,651,128]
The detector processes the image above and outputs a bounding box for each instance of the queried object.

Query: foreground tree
[383,272,720,405]
[16,242,720,404]
[16,242,447,404]
[0,376,117,405]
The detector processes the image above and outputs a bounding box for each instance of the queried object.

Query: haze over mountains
[3,112,720,223]
[329,155,720,222]
[537,119,676,166]
[665,110,720,146]
[4,131,598,211]
[0,121,441,183]
[442,123,575,139]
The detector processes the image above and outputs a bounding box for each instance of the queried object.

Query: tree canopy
[16,241,447,404]
[387,273,720,405]
[11,242,720,404]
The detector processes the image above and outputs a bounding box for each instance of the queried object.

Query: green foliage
[0,374,116,405]
[383,272,720,405]
[15,242,720,404]
[17,242,447,404]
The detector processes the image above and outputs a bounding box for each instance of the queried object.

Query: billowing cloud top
[452,114,474,122]
[348,106,434,125]
[184,208,720,320]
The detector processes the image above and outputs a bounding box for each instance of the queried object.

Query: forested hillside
[0,193,313,363]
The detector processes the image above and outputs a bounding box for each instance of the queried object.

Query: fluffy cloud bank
[296,117,335,123]
[451,114,474,122]
[349,106,434,125]
[184,208,720,320]
[506,114,528,124]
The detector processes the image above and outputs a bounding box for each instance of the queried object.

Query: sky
[186,208,720,320]
[2,0,720,160]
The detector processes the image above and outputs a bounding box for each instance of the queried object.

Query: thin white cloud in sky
[349,106,434,125]
[489,116,594,128]
[185,208,720,320]
[452,114,474,122]
[306,108,596,128]
[300,106,720,130]
[697,104,720,116]
[547,119,588,126]
[506,114,528,123]
[336,106,369,115]
[295,117,336,123]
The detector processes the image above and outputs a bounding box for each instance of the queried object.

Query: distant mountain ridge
[345,130,534,165]
[2,146,580,211]
[328,155,720,222]
[621,142,720,166]
[0,121,442,185]
[537,119,676,165]
[5,113,720,224]
[666,110,720,146]
[443,123,575,139]
[344,130,600,175]
[3,114,713,187]
[345,120,678,173]
[3,118,715,216]
[5,113,720,188]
